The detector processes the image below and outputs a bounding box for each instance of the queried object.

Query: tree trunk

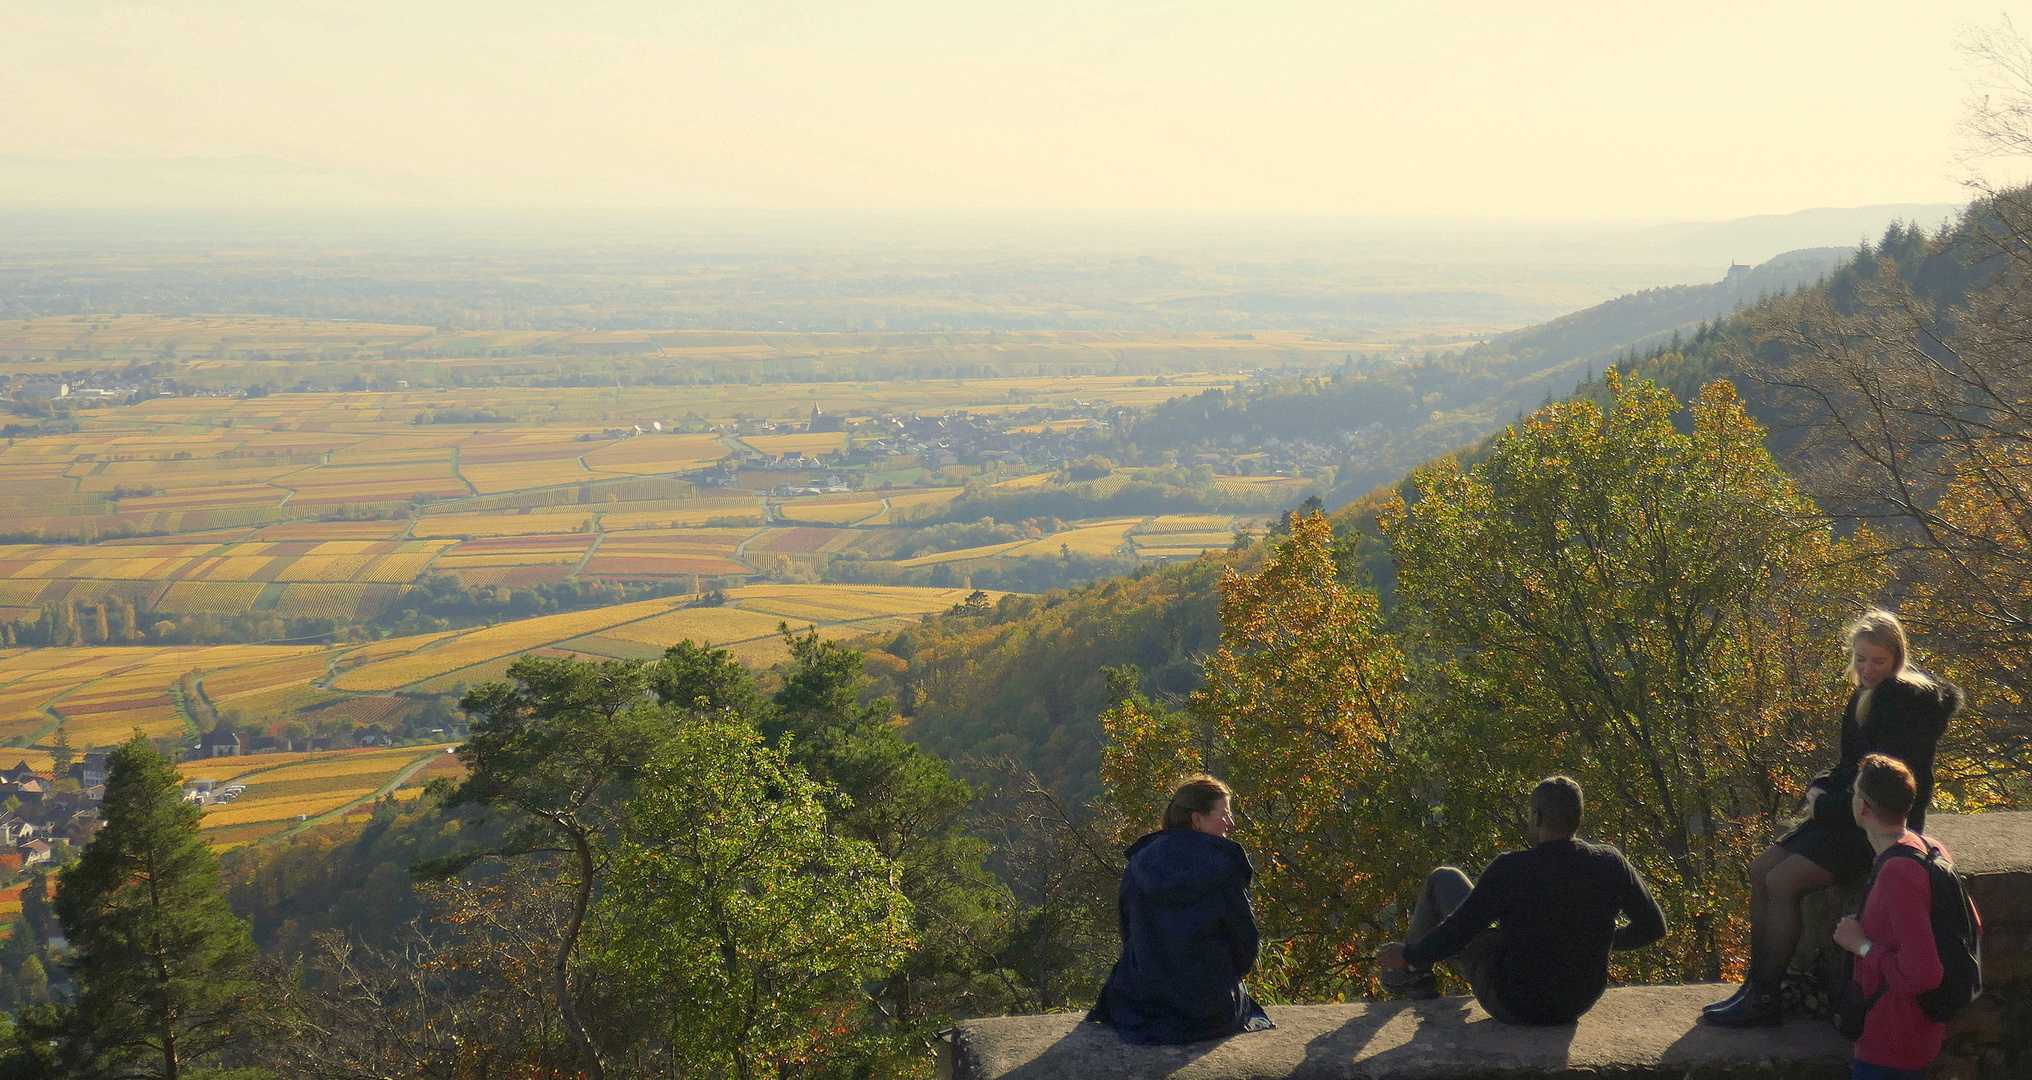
[557,830,605,1080]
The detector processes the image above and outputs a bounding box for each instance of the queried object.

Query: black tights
[1743,843,1834,982]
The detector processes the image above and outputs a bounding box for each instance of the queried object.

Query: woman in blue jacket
[1087,776,1275,1044]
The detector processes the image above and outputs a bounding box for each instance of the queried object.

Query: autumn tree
[1099,514,1417,1001]
[54,734,259,1079]
[1899,464,2032,806]
[258,877,571,1080]
[1738,15,2032,786]
[1384,374,1876,979]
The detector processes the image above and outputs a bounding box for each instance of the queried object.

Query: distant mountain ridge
[1119,246,1859,501]
[1632,204,1960,264]
[1332,245,1856,495]
[1485,247,1851,386]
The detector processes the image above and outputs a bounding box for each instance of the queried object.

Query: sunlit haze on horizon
[6,0,2032,221]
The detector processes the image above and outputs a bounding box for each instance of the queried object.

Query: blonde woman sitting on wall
[1707,610,1963,1027]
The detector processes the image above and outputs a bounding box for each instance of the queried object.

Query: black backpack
[1848,840,1982,1025]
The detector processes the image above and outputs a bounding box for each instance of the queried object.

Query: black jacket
[1402,838,1666,1025]
[1086,828,1272,1044]
[1812,677,1962,832]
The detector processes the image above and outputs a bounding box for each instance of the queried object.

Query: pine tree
[439,656,667,1080]
[48,727,73,785]
[18,875,48,948]
[54,734,258,1079]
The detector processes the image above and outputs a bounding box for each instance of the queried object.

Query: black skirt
[1776,816,1875,883]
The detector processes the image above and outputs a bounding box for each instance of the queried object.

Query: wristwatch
[1856,940,1873,958]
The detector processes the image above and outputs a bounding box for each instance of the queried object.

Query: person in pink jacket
[1833,753,1970,1080]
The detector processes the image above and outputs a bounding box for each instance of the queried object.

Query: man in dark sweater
[1376,775,1668,1024]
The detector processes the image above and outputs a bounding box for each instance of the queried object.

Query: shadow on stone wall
[1297,998,1577,1075]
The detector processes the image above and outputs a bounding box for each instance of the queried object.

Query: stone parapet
[950,985,1850,1079]
[949,811,2032,1080]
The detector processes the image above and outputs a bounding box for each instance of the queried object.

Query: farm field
[1131,515,1247,559]
[895,519,1144,568]
[0,372,1313,629]
[0,381,1212,586]
[193,743,460,847]
[0,642,326,748]
[329,582,992,690]
[0,582,995,777]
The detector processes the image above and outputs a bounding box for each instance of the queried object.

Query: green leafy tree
[53,733,258,1080]
[596,715,913,1080]
[766,626,1016,1069]
[436,656,668,1080]
[13,957,46,1012]
[1383,374,1877,979]
[1091,665,1200,833]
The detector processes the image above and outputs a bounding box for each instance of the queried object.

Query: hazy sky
[6,0,2032,219]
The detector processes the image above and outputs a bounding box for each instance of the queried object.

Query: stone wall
[947,811,2032,1080]
[1916,813,2032,1078]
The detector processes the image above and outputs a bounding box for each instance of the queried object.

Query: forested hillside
[1115,248,1846,499]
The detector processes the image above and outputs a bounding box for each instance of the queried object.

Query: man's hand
[1833,915,1870,956]
[1376,941,1407,971]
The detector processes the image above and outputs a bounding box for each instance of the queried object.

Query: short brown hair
[1530,775,1584,833]
[1856,753,1917,824]
[1161,775,1232,830]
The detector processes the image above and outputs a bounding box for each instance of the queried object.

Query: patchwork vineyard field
[0,359,1304,852]
[192,744,460,847]
[0,582,991,770]
[0,377,1290,638]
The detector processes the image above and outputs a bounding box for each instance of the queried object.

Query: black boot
[1703,983,1749,1015]
[1704,979,1782,1027]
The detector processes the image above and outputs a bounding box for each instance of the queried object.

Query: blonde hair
[1161,775,1232,831]
[1846,609,1935,688]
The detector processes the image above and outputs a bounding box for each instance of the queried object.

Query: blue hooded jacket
[1086,828,1273,1044]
